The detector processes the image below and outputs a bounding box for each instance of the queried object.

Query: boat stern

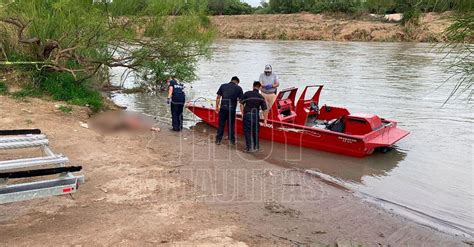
[364,121,410,152]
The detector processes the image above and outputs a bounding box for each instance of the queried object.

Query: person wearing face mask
[259,64,279,118]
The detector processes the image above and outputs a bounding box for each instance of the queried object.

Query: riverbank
[0,96,470,246]
[211,12,452,42]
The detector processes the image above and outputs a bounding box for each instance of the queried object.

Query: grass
[0,80,8,95]
[35,71,104,112]
[58,105,73,114]
[11,86,42,98]
[7,71,104,112]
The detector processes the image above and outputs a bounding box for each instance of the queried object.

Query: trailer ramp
[0,129,84,204]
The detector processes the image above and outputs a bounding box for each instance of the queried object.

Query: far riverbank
[211,12,453,42]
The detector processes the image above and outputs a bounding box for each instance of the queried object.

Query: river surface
[111,40,473,237]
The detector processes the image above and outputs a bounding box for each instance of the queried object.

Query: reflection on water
[192,121,405,183]
[111,40,473,237]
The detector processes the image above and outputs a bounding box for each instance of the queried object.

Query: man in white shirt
[259,64,279,117]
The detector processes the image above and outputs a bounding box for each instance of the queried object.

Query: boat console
[295,85,323,125]
[269,87,298,123]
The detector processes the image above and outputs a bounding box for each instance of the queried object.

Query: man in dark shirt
[215,76,244,145]
[167,77,186,131]
[240,81,268,153]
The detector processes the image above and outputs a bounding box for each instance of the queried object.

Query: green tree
[0,0,215,86]
[207,0,254,15]
[442,5,473,102]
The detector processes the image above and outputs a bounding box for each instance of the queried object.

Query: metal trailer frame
[0,130,85,204]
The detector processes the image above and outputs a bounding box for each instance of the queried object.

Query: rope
[192,97,215,107]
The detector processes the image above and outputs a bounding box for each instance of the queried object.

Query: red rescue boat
[186,85,409,157]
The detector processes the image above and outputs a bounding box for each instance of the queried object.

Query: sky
[242,0,266,7]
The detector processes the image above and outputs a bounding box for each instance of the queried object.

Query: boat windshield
[281,91,291,100]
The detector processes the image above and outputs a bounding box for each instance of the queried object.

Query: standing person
[215,76,243,145]
[167,77,186,132]
[259,64,279,117]
[240,81,268,153]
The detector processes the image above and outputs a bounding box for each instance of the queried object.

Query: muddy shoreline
[211,12,452,42]
[0,96,470,246]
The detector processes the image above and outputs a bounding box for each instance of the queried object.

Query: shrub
[0,80,8,95]
[58,105,73,114]
[208,0,254,15]
[11,86,42,98]
[34,71,104,112]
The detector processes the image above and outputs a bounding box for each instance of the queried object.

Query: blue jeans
[243,112,259,150]
[216,107,236,143]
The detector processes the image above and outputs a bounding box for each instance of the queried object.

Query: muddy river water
[111,40,473,237]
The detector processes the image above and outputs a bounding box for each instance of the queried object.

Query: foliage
[265,0,470,16]
[35,71,104,112]
[0,0,215,90]
[254,1,272,14]
[0,80,7,94]
[58,105,73,114]
[11,85,42,98]
[207,0,254,15]
[108,0,149,16]
[442,9,473,103]
[311,1,364,13]
[109,0,254,16]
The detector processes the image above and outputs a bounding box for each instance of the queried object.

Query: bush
[311,1,362,14]
[57,105,73,114]
[267,0,470,14]
[34,71,104,112]
[0,80,8,95]
[208,0,254,15]
[11,85,42,98]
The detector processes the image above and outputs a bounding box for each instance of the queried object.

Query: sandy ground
[0,96,471,246]
[211,12,452,42]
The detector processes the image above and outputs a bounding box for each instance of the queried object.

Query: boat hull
[186,104,409,158]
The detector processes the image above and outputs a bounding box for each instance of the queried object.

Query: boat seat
[326,117,345,133]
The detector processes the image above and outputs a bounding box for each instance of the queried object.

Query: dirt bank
[211,12,452,42]
[0,96,470,246]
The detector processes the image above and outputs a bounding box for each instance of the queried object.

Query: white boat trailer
[0,130,84,204]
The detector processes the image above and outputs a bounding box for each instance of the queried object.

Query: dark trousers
[170,96,185,131]
[243,112,260,150]
[216,107,236,143]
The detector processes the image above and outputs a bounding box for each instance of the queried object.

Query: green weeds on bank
[0,80,7,95]
[36,72,103,112]
[57,105,73,114]
[8,71,103,112]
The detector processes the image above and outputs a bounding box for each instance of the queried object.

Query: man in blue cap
[215,76,243,145]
